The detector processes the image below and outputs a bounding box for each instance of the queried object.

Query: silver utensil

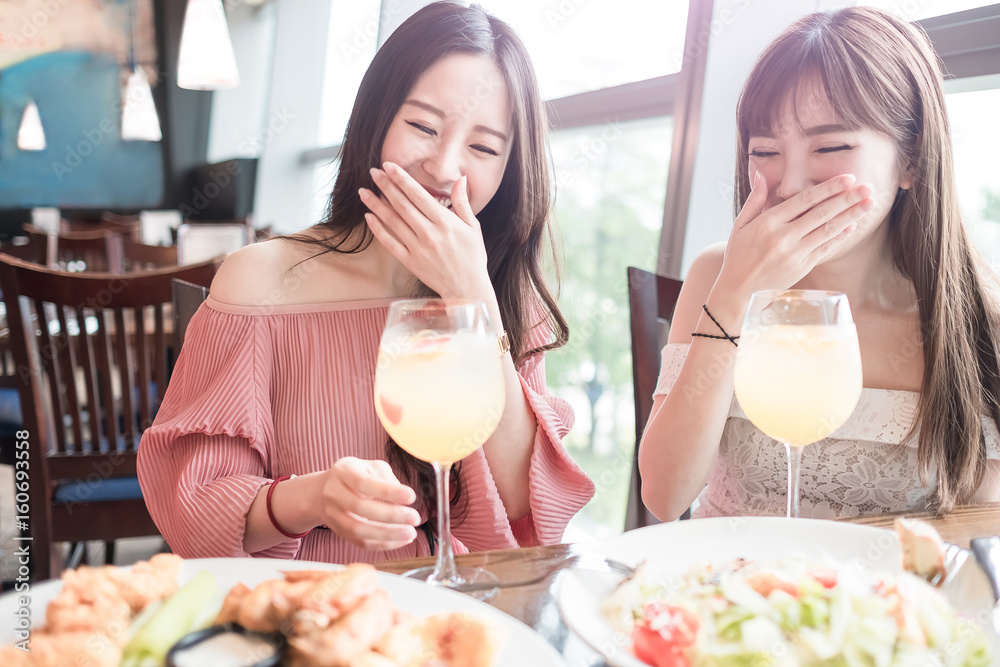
[930,541,972,588]
[971,536,1000,634]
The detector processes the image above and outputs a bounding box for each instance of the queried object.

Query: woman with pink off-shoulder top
[137,2,594,563]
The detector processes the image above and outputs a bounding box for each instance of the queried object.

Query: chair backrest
[0,254,218,578]
[0,235,47,264]
[23,224,125,273]
[625,266,684,530]
[123,240,179,272]
[61,214,142,241]
[171,279,209,354]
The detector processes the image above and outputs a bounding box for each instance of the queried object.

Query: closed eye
[406,121,436,136]
[749,150,778,158]
[817,145,851,154]
[471,144,500,156]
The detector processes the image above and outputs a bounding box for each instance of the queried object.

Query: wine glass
[733,291,862,518]
[374,298,506,598]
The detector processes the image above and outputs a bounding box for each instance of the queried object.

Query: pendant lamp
[122,0,162,141]
[18,101,46,151]
[177,0,240,90]
[122,67,163,141]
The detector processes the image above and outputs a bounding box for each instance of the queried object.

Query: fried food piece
[215,581,252,626]
[282,569,340,583]
[895,518,946,583]
[0,630,122,667]
[241,578,321,633]
[292,564,380,635]
[289,589,396,667]
[45,580,132,638]
[216,565,379,635]
[46,552,182,638]
[376,612,504,667]
[115,553,183,611]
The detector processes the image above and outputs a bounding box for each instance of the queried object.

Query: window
[317,0,382,146]
[945,78,1000,265]
[465,1,688,100]
[311,159,340,226]
[546,117,673,541]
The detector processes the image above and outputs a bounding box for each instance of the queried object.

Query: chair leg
[104,540,116,565]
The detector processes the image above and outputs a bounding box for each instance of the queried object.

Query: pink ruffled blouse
[137,296,594,564]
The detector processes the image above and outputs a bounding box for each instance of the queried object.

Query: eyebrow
[749,124,853,138]
[402,99,509,142]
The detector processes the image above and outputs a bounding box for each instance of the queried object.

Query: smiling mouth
[433,196,453,210]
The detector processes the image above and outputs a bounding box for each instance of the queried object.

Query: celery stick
[122,570,218,664]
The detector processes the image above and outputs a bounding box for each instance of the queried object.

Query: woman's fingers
[327,511,418,551]
[775,173,856,222]
[792,183,874,239]
[374,163,450,227]
[341,458,417,506]
[364,212,411,261]
[321,458,421,551]
[802,197,875,260]
[359,187,418,245]
[449,175,476,228]
[734,171,768,229]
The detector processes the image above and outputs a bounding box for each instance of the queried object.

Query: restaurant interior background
[0,0,997,574]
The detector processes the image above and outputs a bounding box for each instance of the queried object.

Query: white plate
[559,517,998,667]
[0,557,565,665]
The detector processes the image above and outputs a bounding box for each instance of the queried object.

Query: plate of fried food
[559,517,999,667]
[0,555,566,666]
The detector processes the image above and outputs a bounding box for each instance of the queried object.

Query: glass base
[402,565,499,602]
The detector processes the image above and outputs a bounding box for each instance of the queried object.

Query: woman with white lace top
[639,7,1000,521]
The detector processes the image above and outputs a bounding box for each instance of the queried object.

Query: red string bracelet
[266,475,311,539]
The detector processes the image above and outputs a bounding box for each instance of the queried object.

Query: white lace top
[654,344,1000,519]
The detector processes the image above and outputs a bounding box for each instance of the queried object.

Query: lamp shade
[17,100,46,151]
[177,0,240,90]
[122,67,162,141]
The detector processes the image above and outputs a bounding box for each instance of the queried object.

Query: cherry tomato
[808,569,838,589]
[630,602,699,667]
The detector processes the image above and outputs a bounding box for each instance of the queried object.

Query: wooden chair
[625,266,685,530]
[23,224,125,273]
[0,235,47,264]
[0,254,219,580]
[61,213,142,241]
[123,240,179,272]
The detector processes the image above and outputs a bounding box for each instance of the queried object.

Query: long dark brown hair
[289,2,568,533]
[733,7,1000,512]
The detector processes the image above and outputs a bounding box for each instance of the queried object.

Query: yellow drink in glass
[734,324,862,447]
[374,330,506,464]
[734,290,863,518]
[373,299,505,597]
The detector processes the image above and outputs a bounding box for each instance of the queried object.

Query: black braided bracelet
[691,304,740,347]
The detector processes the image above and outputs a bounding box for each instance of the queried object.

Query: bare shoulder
[667,243,726,344]
[684,243,726,291]
[210,236,319,307]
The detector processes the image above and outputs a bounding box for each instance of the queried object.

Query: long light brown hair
[288,2,568,533]
[733,7,1000,512]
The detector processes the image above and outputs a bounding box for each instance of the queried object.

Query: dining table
[375,502,1000,666]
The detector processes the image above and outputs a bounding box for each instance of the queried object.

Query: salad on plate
[601,556,995,667]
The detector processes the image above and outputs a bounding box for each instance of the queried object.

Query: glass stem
[431,461,458,584]
[785,443,802,518]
